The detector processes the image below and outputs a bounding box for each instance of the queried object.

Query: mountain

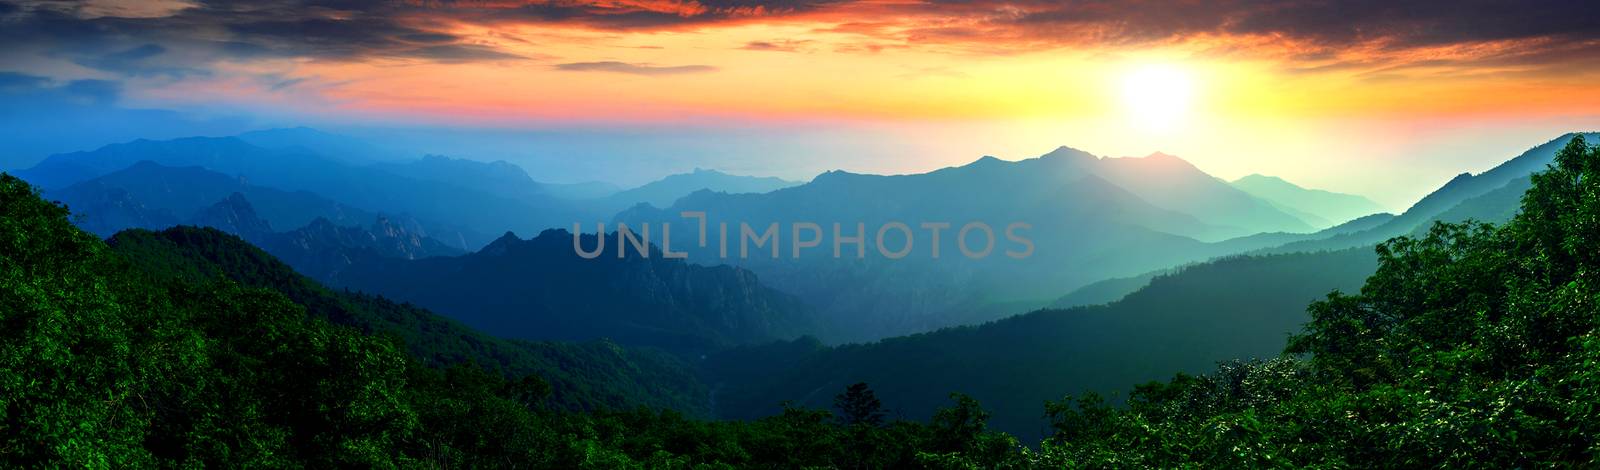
[0,169,1032,470]
[40,161,482,249]
[45,161,378,235]
[181,192,464,280]
[1260,132,1599,254]
[328,229,821,355]
[708,247,1380,440]
[543,180,623,200]
[236,127,395,164]
[372,154,549,205]
[17,136,579,245]
[1229,174,1387,227]
[43,183,184,236]
[189,192,276,240]
[604,168,799,208]
[17,136,271,189]
[263,216,465,280]
[105,224,706,414]
[1048,271,1165,309]
[1092,152,1315,236]
[614,148,1318,343]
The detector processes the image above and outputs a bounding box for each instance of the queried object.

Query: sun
[1119,64,1196,135]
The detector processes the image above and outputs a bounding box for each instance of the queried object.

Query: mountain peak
[479,231,522,256]
[305,217,339,231]
[811,169,860,182]
[1233,173,1294,186]
[191,192,273,239]
[1040,146,1097,161]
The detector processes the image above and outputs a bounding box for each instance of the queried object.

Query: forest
[2,135,1596,467]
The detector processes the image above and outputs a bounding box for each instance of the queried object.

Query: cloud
[71,43,210,78]
[0,71,49,90]
[0,0,530,66]
[0,0,1597,87]
[555,61,718,75]
[866,0,1600,70]
[742,40,812,52]
[0,71,119,105]
[431,0,852,30]
[405,44,526,63]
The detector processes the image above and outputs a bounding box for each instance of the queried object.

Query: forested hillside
[0,173,1027,467]
[709,247,1380,439]
[104,225,706,414]
[330,229,822,355]
[1031,134,1600,466]
[5,135,1597,467]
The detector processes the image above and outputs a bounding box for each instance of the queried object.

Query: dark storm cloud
[1,0,1597,77]
[430,0,850,30]
[992,0,1600,46]
[896,0,1600,67]
[0,0,528,66]
[555,61,718,75]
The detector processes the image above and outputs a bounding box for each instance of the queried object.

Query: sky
[2,0,1599,208]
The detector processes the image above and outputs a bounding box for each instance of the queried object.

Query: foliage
[0,173,1023,467]
[836,382,887,427]
[1037,135,1600,467]
[4,134,1598,466]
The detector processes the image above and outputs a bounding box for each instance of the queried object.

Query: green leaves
[1030,134,1600,467]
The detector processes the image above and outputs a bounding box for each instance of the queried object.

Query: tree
[834,382,886,427]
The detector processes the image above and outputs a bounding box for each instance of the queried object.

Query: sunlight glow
[1120,64,1196,135]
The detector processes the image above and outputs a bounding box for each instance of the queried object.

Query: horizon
[4,1,1600,207]
[10,123,1598,212]
[9,2,1600,466]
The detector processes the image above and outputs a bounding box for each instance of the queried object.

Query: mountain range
[1229,173,1387,227]
[1258,132,1598,255]
[614,147,1372,342]
[698,132,1600,439]
[327,229,821,355]
[706,247,1380,440]
[7,125,1592,452]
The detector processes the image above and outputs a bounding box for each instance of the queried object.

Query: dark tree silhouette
[834,382,885,427]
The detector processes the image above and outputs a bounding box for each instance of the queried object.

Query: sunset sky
[3,0,1599,207]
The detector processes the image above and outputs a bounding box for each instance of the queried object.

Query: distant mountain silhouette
[1230,174,1386,228]
[373,154,549,205]
[261,215,465,281]
[1090,151,1315,236]
[17,136,578,246]
[236,127,395,164]
[1261,132,1599,254]
[542,180,623,200]
[189,192,275,240]
[41,161,481,248]
[605,168,798,209]
[46,161,377,234]
[328,229,821,355]
[141,190,466,280]
[615,147,1317,342]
